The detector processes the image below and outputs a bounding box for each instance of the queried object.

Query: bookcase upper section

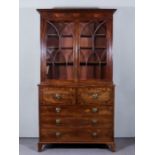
[38,9,115,82]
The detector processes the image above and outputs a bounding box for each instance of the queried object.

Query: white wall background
[19,0,135,137]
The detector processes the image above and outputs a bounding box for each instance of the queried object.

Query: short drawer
[40,128,113,142]
[78,87,114,105]
[40,105,113,116]
[40,116,113,129]
[40,87,75,105]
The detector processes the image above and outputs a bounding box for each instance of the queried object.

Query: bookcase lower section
[38,83,115,152]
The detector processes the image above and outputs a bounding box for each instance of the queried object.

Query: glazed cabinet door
[78,19,112,81]
[41,18,112,82]
[41,20,76,81]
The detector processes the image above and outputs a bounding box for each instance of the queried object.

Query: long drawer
[40,105,113,116]
[40,127,113,142]
[41,116,113,128]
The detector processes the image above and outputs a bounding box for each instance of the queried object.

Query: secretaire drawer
[78,87,114,105]
[40,87,75,105]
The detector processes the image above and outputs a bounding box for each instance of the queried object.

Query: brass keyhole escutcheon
[55,107,61,113]
[92,119,98,124]
[55,119,61,124]
[92,132,98,137]
[92,93,99,99]
[92,107,98,113]
[54,93,62,100]
[55,132,61,137]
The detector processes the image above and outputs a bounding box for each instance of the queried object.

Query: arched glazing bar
[46,21,74,79]
[79,21,107,79]
[47,22,74,63]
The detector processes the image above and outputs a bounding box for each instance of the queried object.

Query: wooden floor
[19,138,135,155]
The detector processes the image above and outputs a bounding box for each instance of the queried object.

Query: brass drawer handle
[54,93,62,100]
[92,119,98,124]
[55,132,61,137]
[92,132,98,137]
[55,107,61,113]
[92,93,99,99]
[92,107,98,113]
[55,118,61,124]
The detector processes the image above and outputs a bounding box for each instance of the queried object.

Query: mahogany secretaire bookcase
[37,9,116,152]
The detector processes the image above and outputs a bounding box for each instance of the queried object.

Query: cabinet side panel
[40,17,47,82]
[105,17,113,81]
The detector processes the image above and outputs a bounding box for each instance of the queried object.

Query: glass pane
[46,21,74,80]
[79,21,107,80]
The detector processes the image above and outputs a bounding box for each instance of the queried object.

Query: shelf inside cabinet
[46,61,106,66]
[95,34,106,37]
[81,34,106,38]
[62,35,73,38]
[47,34,58,37]
[47,62,73,65]
[47,34,73,38]
[47,47,73,50]
[80,47,106,50]
[80,61,106,65]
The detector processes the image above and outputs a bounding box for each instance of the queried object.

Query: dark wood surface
[37,8,116,152]
[40,105,113,117]
[40,127,113,142]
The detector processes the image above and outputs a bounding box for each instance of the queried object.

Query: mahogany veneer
[37,8,116,152]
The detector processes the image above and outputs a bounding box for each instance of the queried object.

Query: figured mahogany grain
[37,8,116,152]
[40,127,113,142]
[40,87,75,105]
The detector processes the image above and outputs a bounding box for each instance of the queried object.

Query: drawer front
[78,87,114,105]
[40,128,113,142]
[41,116,113,129]
[40,87,75,105]
[40,105,113,116]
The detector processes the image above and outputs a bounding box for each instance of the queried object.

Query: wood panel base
[37,142,115,152]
